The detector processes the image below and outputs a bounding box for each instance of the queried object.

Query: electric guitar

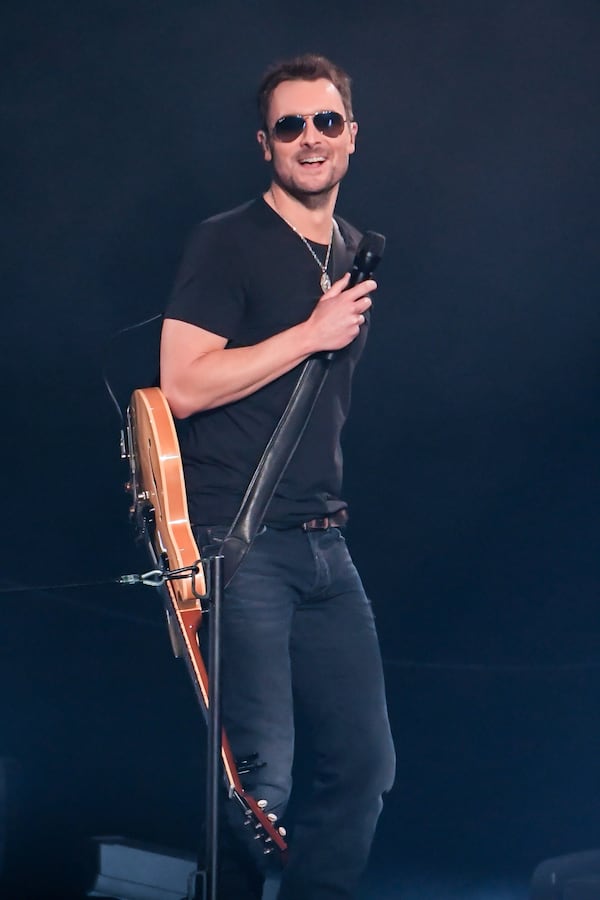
[124,386,287,860]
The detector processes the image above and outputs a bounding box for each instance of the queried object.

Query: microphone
[323,230,386,361]
[347,230,386,287]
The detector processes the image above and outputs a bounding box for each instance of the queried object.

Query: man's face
[258,78,358,200]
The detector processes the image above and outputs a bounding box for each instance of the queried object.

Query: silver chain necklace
[270,191,333,293]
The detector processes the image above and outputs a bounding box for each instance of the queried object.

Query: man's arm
[160,273,375,419]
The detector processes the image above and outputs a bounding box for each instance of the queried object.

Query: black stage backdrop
[1,0,599,895]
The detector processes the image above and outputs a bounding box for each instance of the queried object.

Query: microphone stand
[203,551,224,900]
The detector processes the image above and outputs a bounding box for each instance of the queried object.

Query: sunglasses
[270,110,349,143]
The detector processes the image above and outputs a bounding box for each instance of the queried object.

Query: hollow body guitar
[125,386,287,862]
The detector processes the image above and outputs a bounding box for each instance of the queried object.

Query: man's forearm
[160,319,315,418]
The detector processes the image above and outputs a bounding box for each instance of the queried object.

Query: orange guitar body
[125,386,287,858]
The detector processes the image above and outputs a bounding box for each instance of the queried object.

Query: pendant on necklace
[320,272,331,293]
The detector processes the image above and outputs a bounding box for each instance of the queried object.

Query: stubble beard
[272,169,344,210]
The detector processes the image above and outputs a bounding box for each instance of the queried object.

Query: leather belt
[301,509,348,531]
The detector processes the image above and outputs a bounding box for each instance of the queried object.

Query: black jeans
[194,523,396,900]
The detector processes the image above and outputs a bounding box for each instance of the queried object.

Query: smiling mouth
[299,156,326,166]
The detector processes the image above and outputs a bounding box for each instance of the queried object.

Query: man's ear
[257,129,272,162]
[348,120,358,155]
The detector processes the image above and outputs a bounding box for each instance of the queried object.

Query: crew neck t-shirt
[164,197,368,527]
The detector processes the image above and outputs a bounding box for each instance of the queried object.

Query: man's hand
[302,272,376,353]
[161,274,376,418]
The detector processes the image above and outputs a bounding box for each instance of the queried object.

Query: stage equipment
[532,849,600,899]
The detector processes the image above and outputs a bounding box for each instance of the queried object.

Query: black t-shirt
[164,197,368,527]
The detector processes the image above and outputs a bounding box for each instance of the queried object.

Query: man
[160,53,395,900]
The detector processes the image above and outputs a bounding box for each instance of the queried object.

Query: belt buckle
[302,516,327,532]
[301,511,347,532]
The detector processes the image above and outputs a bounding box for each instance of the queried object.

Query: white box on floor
[88,836,197,900]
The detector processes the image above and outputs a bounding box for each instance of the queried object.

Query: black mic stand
[192,550,224,900]
[132,544,225,900]
[205,550,224,900]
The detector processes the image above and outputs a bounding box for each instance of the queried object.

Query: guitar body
[128,387,205,602]
[125,387,287,859]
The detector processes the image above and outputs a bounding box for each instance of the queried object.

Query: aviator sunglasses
[271,110,349,142]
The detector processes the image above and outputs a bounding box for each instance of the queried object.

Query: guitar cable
[0,564,195,595]
[101,311,163,457]
[3,574,600,672]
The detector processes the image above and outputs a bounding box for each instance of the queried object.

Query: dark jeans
[194,523,396,900]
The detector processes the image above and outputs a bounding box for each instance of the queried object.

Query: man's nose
[300,117,321,143]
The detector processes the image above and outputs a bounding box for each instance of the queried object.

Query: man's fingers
[324,275,377,301]
[346,279,377,300]
[324,272,351,296]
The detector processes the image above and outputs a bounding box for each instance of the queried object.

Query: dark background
[1,0,599,896]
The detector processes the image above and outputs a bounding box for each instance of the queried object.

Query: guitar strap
[219,218,353,586]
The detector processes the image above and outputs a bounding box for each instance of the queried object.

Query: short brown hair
[257,53,354,129]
